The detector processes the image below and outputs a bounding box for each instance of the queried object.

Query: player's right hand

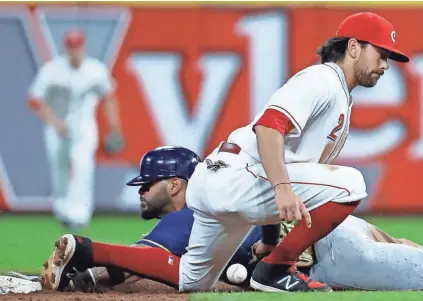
[54,121,68,137]
[274,184,312,228]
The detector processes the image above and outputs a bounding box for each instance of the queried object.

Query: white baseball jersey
[228,62,352,164]
[29,55,115,135]
[180,62,367,292]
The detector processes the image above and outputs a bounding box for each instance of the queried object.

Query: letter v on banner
[129,53,241,157]
[0,5,47,212]
[276,275,300,290]
[0,155,14,211]
[0,186,9,212]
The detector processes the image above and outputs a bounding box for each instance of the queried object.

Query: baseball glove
[65,269,103,293]
[280,221,315,267]
[104,131,125,154]
[249,221,315,268]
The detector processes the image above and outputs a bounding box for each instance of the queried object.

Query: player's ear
[168,177,182,196]
[347,38,360,59]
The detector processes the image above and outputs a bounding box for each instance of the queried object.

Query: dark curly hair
[317,37,369,63]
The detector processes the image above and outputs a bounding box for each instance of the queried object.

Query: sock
[92,243,180,288]
[263,201,360,265]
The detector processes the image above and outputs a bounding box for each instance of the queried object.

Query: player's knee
[178,265,215,293]
[346,167,366,195]
[349,244,378,266]
[333,166,367,199]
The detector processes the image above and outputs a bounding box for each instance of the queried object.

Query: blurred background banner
[0,4,422,214]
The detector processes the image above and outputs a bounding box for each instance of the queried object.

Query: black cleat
[250,261,332,292]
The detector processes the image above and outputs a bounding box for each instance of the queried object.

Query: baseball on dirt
[226,263,247,284]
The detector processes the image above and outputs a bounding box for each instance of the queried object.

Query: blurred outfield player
[40,146,423,292]
[28,30,124,229]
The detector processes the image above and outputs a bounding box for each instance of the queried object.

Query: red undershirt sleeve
[253,108,295,136]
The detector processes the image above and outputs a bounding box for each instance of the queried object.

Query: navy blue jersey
[136,207,195,257]
[135,207,262,266]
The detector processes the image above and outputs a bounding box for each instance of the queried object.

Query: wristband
[273,182,290,190]
[106,266,126,285]
[261,224,281,246]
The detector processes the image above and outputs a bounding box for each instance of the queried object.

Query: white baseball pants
[311,215,423,291]
[44,124,98,227]
[179,144,367,292]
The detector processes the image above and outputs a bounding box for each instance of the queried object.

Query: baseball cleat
[250,261,332,292]
[40,234,94,291]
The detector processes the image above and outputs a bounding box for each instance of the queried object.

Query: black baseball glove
[104,130,125,154]
[65,269,104,293]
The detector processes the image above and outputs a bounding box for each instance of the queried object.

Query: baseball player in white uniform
[178,12,410,292]
[28,30,123,229]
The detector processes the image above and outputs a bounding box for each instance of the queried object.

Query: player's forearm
[103,96,122,132]
[261,224,281,246]
[255,125,290,186]
[28,99,63,128]
[396,238,422,249]
[369,225,421,248]
[86,266,134,288]
[91,267,113,286]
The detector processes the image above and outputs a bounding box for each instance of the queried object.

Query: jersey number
[328,114,345,141]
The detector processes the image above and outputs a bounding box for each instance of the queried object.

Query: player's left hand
[274,184,312,228]
[104,130,125,154]
[65,269,104,293]
[253,242,275,256]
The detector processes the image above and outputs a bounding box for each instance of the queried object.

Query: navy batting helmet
[126,146,201,186]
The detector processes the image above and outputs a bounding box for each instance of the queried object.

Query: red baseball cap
[336,12,409,63]
[64,30,85,48]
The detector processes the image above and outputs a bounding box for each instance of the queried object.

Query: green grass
[191,291,423,301]
[0,214,157,274]
[363,216,423,244]
[1,211,422,301]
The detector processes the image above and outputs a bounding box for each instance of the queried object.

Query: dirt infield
[0,292,186,301]
[0,278,243,301]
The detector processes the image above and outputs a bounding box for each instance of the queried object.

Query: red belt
[218,142,241,155]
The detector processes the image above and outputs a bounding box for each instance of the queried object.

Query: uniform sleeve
[134,209,195,257]
[97,64,116,98]
[253,109,295,136]
[264,69,331,137]
[28,64,50,101]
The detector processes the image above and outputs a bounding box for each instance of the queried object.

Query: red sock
[264,201,360,265]
[92,243,180,288]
